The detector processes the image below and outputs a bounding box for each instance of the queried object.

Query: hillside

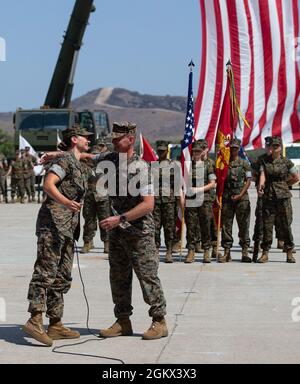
[0,88,187,142]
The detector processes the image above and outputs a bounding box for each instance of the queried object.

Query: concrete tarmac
[0,189,300,364]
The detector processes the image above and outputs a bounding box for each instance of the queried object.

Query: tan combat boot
[23,312,53,347]
[10,197,15,204]
[257,250,269,263]
[211,246,222,259]
[47,319,80,340]
[99,318,133,338]
[252,241,260,263]
[164,247,173,263]
[80,241,94,254]
[195,242,203,253]
[218,248,230,263]
[172,241,181,253]
[286,249,296,263]
[142,317,168,340]
[185,249,195,264]
[241,247,252,263]
[277,240,284,250]
[103,241,109,254]
[203,249,211,264]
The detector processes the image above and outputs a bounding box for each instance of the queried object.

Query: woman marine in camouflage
[23,125,93,347]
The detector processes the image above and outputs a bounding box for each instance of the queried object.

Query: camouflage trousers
[82,194,110,242]
[252,196,282,242]
[27,230,74,319]
[185,201,214,250]
[0,175,6,196]
[24,174,35,199]
[153,201,175,248]
[261,198,294,251]
[221,199,251,249]
[108,228,166,319]
[11,176,24,199]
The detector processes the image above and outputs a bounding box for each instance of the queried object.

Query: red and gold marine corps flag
[213,66,234,251]
[215,67,234,202]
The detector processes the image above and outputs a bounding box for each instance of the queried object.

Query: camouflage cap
[95,138,108,146]
[264,136,273,146]
[192,141,204,151]
[230,138,241,148]
[62,124,93,140]
[111,121,136,139]
[197,139,208,149]
[91,145,102,154]
[271,136,282,146]
[156,140,168,150]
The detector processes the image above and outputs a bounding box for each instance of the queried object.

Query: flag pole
[179,205,185,262]
[216,196,222,262]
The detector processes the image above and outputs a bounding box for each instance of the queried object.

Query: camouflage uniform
[95,141,166,320]
[260,151,296,252]
[10,156,25,201]
[0,154,8,201]
[252,142,282,245]
[153,155,176,250]
[27,151,88,319]
[221,154,252,250]
[185,157,216,251]
[23,153,37,200]
[82,159,110,244]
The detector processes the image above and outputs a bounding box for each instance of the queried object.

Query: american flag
[176,62,196,236]
[194,0,300,149]
[181,60,196,187]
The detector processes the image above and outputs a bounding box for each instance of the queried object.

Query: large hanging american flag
[194,0,300,149]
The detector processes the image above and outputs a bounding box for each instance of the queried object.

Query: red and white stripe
[194,0,300,149]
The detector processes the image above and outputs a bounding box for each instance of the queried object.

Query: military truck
[14,0,110,152]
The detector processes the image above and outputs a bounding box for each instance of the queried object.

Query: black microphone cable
[51,242,125,364]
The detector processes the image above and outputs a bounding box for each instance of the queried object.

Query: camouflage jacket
[186,158,216,203]
[223,158,252,201]
[22,154,37,177]
[94,152,155,236]
[85,152,110,202]
[154,159,179,204]
[11,158,25,180]
[260,155,296,199]
[36,152,88,239]
[0,157,8,177]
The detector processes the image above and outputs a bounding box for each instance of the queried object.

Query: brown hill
[71,87,186,142]
[0,88,187,142]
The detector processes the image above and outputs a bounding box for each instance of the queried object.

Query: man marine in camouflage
[7,150,25,203]
[22,146,37,202]
[80,139,110,254]
[153,140,177,263]
[257,136,299,263]
[185,140,217,263]
[23,125,93,346]
[0,153,8,203]
[220,138,252,263]
[87,122,168,340]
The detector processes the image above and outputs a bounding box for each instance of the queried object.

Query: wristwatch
[120,215,127,224]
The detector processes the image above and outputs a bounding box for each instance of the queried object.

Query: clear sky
[0,0,200,112]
